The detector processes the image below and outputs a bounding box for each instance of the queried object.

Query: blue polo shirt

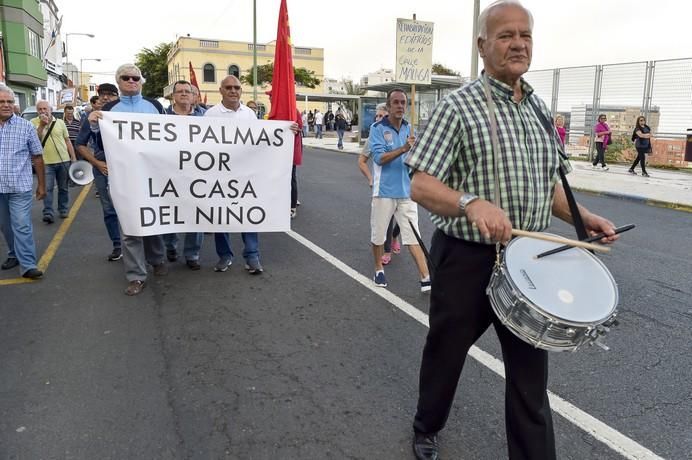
[0,115,43,193]
[369,116,412,198]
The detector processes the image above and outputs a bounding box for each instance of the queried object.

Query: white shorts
[370,197,421,246]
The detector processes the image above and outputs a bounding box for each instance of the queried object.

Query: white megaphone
[69,160,94,185]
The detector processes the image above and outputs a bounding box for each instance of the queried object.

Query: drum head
[504,235,618,324]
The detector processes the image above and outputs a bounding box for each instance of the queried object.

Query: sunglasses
[120,75,141,82]
[223,85,241,91]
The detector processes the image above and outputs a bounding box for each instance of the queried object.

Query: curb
[572,187,692,213]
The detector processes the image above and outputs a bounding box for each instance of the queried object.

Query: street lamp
[65,33,95,85]
[80,58,101,100]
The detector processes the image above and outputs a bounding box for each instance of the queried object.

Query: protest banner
[395,18,434,85]
[99,112,294,236]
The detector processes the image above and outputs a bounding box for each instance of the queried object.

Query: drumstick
[511,229,611,254]
[535,224,635,259]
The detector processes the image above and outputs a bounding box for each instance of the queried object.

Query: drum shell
[486,237,619,352]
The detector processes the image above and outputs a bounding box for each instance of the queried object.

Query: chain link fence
[524,58,692,167]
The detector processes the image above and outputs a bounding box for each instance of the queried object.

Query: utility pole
[252,0,258,103]
[470,0,480,79]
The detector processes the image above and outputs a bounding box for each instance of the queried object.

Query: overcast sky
[57,0,692,85]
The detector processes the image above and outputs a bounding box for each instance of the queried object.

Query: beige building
[166,36,324,115]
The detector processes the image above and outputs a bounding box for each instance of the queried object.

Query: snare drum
[486,235,619,352]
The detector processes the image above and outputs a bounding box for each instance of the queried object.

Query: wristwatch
[457,192,479,215]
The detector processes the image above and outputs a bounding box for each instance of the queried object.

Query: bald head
[219,75,243,110]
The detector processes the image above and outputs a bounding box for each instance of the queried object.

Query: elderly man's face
[37,101,52,117]
[0,91,15,120]
[173,83,193,107]
[219,76,242,109]
[118,71,143,95]
[478,5,532,84]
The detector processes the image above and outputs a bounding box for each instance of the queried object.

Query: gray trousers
[122,233,165,282]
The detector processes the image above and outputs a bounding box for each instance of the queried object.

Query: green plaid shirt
[405,74,571,244]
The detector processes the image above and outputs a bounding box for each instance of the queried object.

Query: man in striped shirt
[405,2,619,459]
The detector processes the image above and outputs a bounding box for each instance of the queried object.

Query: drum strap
[482,76,507,258]
[526,98,589,241]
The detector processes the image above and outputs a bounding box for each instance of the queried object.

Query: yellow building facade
[166,36,324,115]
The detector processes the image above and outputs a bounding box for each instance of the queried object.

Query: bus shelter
[360,75,465,138]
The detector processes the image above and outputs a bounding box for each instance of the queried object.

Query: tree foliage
[432,63,460,76]
[241,63,321,88]
[135,42,173,98]
[343,79,365,95]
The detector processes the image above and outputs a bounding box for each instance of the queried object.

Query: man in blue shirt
[88,64,167,296]
[163,80,205,270]
[369,88,430,292]
[0,85,46,279]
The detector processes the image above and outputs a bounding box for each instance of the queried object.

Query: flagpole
[252,0,258,103]
[410,14,417,132]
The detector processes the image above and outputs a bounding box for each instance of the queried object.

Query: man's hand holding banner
[99,112,294,236]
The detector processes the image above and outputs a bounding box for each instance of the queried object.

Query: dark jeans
[630,148,648,174]
[414,230,555,460]
[291,165,298,209]
[592,142,606,166]
[93,168,121,249]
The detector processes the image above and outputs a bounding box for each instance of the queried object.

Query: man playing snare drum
[405,1,619,459]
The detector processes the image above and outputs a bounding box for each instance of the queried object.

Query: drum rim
[499,234,619,326]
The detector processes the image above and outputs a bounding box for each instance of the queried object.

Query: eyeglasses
[120,75,141,82]
[0,100,15,105]
[223,85,241,91]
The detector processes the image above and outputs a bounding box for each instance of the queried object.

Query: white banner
[395,18,434,85]
[99,112,294,236]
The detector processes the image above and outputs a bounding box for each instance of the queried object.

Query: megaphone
[69,160,94,185]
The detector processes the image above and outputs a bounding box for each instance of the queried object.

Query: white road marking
[286,230,664,460]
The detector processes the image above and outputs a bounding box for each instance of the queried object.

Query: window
[228,65,240,78]
[27,29,42,59]
[203,64,215,83]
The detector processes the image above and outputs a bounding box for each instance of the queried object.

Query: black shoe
[166,248,178,262]
[1,257,19,270]
[22,268,43,279]
[413,432,439,460]
[186,259,201,271]
[42,215,54,224]
[108,248,122,261]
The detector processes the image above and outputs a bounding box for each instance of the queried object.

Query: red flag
[267,0,297,122]
[189,61,200,92]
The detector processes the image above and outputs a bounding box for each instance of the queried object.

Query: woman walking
[593,114,611,170]
[629,116,652,177]
[555,114,566,146]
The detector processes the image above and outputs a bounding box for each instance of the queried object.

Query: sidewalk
[303,136,692,212]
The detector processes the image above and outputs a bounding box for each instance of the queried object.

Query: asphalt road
[1,146,690,460]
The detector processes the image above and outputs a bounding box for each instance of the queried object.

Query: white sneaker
[602,165,609,171]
